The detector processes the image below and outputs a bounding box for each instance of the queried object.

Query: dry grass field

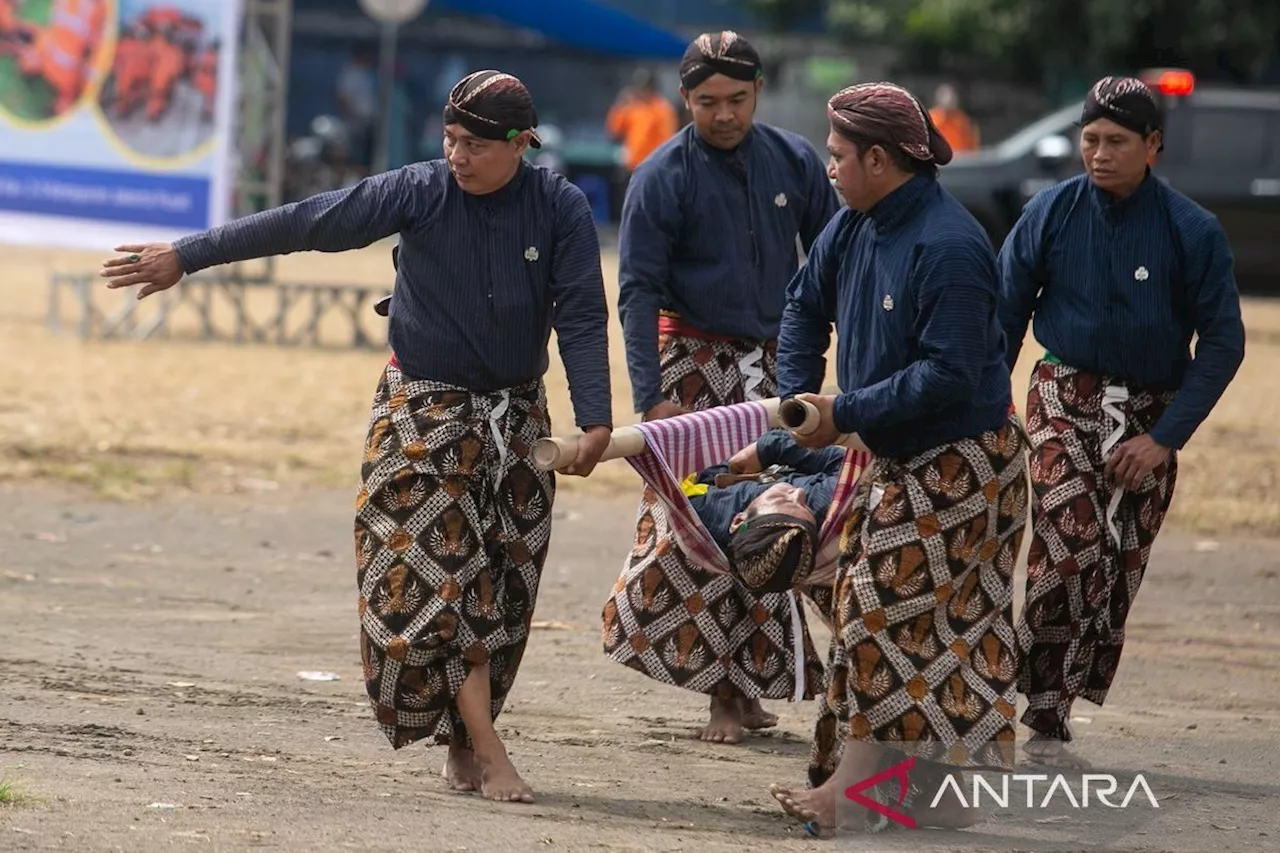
[2,241,1278,533]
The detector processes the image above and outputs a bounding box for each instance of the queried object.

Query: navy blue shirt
[174,160,613,429]
[998,172,1245,449]
[617,123,840,413]
[778,174,1012,459]
[689,429,845,551]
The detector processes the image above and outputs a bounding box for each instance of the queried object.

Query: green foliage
[751,0,1280,83]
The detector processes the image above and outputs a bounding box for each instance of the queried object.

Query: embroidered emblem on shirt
[524,246,539,262]
[1134,266,1149,281]
[774,193,788,207]
[882,294,894,311]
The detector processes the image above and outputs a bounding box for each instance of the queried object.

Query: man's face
[827,130,886,212]
[681,74,761,150]
[751,482,815,523]
[444,124,528,194]
[1079,117,1159,196]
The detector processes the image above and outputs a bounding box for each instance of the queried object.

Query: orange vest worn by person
[929,106,980,152]
[606,94,678,172]
[21,0,104,112]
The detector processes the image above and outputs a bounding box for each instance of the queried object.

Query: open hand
[100,243,184,299]
[562,425,612,477]
[1104,434,1170,491]
[791,393,839,448]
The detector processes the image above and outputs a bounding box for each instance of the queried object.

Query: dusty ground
[1,481,1279,853]
[2,243,1279,851]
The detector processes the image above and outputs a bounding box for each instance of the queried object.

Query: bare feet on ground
[1022,733,1092,770]
[769,781,837,835]
[740,697,778,730]
[475,748,535,803]
[442,741,481,792]
[699,695,744,744]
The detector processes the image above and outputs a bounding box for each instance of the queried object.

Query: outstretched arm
[102,168,427,298]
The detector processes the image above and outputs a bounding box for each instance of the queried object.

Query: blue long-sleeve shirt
[777,174,1012,460]
[174,160,613,429]
[617,123,840,413]
[998,172,1245,450]
[689,429,845,551]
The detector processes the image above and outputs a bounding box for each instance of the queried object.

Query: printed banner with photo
[0,0,240,249]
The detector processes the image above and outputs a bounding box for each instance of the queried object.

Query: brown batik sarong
[809,417,1028,786]
[602,328,827,701]
[1016,359,1177,741]
[355,362,554,749]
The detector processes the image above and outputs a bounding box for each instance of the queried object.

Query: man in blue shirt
[769,82,1027,835]
[605,31,840,746]
[100,71,613,807]
[999,76,1246,770]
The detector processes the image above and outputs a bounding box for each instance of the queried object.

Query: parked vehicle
[937,69,1280,289]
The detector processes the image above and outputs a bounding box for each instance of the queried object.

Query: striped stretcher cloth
[624,400,874,589]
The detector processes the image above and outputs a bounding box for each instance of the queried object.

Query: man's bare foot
[442,741,481,792]
[475,749,535,803]
[770,782,837,836]
[740,697,778,731]
[699,695,744,744]
[1023,734,1092,771]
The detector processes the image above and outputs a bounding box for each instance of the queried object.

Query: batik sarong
[810,417,1028,786]
[602,329,827,700]
[1016,359,1177,741]
[355,362,554,749]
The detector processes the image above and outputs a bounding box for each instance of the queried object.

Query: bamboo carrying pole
[530,397,869,472]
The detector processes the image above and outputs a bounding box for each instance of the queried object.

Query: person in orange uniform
[19,0,106,115]
[110,23,149,117]
[928,83,980,153]
[605,68,678,173]
[145,25,186,121]
[193,38,218,121]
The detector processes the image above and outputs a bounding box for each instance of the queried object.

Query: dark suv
[937,70,1280,288]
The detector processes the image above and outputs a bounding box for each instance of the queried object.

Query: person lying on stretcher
[683,429,844,592]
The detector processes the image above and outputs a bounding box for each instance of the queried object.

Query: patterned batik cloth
[1016,360,1177,741]
[809,417,1028,787]
[355,362,554,750]
[603,331,829,701]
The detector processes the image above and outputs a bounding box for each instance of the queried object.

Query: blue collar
[867,173,936,233]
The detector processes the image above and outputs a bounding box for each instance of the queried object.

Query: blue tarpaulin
[435,0,689,59]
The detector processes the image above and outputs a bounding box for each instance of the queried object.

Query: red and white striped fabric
[626,400,874,586]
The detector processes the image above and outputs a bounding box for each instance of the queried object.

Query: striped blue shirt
[617,123,840,413]
[174,160,613,429]
[778,174,1012,459]
[998,172,1246,449]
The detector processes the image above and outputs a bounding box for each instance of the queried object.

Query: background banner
[0,0,241,249]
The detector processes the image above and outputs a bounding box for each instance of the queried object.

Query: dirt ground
[2,242,1279,851]
[2,480,1279,853]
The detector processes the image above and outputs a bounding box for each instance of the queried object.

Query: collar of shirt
[866,173,935,234]
[692,124,756,171]
[464,160,531,210]
[1088,168,1158,223]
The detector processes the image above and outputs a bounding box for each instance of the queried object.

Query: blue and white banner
[0,0,240,249]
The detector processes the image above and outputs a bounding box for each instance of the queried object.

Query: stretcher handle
[780,397,871,452]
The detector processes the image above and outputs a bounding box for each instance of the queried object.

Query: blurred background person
[929,82,980,153]
[606,67,678,176]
